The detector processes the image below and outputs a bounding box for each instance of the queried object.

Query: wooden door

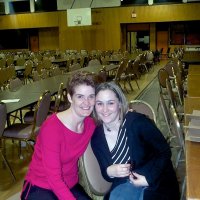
[30,35,39,52]
[157,31,168,53]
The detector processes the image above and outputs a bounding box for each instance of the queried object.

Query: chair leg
[135,80,140,90]
[180,176,186,200]
[127,78,133,91]
[123,82,129,93]
[18,140,23,159]
[1,151,16,182]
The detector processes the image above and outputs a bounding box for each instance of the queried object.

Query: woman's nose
[103,104,108,112]
[82,98,90,105]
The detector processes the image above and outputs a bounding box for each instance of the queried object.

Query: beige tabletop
[187,74,200,97]
[188,65,200,75]
[182,52,200,64]
[184,97,200,199]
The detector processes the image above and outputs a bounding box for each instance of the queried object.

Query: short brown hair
[67,71,96,96]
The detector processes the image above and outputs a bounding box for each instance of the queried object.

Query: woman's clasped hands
[107,163,149,187]
[107,163,131,178]
[129,172,149,187]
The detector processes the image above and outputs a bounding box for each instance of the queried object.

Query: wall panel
[0,3,200,51]
[39,27,59,50]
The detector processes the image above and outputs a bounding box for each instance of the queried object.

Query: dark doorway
[123,23,150,53]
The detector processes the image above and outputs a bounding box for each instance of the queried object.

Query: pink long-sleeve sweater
[25,114,95,200]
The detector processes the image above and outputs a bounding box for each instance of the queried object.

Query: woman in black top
[91,82,180,200]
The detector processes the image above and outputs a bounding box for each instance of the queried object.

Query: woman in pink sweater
[21,71,96,200]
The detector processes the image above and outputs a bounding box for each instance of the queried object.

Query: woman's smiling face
[95,89,120,125]
[68,84,95,118]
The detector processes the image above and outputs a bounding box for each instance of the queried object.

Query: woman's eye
[77,95,83,99]
[96,102,102,106]
[89,95,95,100]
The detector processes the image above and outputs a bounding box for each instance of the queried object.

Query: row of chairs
[157,58,186,118]
[0,60,35,91]
[0,57,26,68]
[157,59,186,200]
[113,51,154,94]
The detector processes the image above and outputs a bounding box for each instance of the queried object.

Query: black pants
[21,181,92,200]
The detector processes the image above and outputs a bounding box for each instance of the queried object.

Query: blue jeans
[109,180,146,200]
[21,181,91,200]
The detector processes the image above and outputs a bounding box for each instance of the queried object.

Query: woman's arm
[130,114,172,187]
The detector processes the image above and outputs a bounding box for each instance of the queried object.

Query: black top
[91,112,180,200]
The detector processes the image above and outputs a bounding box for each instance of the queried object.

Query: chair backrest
[51,66,62,76]
[166,78,176,109]
[9,77,23,91]
[42,58,52,70]
[6,57,14,66]
[124,60,133,75]
[79,142,112,196]
[166,47,171,54]
[33,90,51,128]
[69,63,81,72]
[7,64,16,80]
[16,57,25,66]
[32,70,41,82]
[169,105,185,155]
[24,60,33,77]
[157,68,169,89]
[164,61,176,77]
[36,61,43,75]
[159,93,173,140]
[54,83,64,113]
[40,68,49,79]
[146,50,154,62]
[0,58,6,68]
[131,58,141,79]
[0,103,7,137]
[97,68,107,83]
[114,60,126,81]
[0,68,7,90]
[174,74,184,106]
[129,100,156,123]
[88,59,101,66]
[159,93,170,126]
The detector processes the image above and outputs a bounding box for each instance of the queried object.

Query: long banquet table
[1,64,119,114]
[184,64,200,199]
[188,65,200,75]
[182,52,200,66]
[184,97,200,200]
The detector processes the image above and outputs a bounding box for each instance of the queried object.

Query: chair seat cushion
[3,123,39,139]
[23,111,34,124]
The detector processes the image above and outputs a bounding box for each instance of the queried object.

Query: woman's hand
[107,164,131,178]
[129,172,149,187]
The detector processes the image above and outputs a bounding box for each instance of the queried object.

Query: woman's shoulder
[84,116,96,136]
[125,111,153,126]
[37,114,63,141]
[42,113,58,127]
[91,124,103,141]
[126,111,146,120]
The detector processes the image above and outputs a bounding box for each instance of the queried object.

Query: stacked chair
[157,58,186,200]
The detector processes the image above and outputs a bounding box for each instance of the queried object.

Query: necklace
[106,127,111,132]
[103,120,121,133]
